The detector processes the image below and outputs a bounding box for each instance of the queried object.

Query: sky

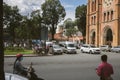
[4,0,87,21]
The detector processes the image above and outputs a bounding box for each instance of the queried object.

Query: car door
[116,46,120,52]
[83,45,89,52]
[85,46,90,53]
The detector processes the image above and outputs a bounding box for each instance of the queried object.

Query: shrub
[5,47,24,52]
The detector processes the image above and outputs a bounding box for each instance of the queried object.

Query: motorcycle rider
[13,53,27,76]
[13,53,44,80]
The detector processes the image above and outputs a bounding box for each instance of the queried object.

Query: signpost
[41,25,48,54]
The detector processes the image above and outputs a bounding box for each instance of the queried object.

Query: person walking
[96,54,114,80]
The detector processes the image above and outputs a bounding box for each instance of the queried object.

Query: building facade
[86,0,120,46]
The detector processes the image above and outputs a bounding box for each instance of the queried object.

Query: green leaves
[3,2,43,40]
[3,2,23,41]
[75,4,87,37]
[41,0,66,40]
[64,18,78,37]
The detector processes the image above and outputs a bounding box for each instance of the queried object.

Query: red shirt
[96,62,114,78]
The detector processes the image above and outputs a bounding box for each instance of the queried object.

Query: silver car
[99,45,111,52]
[111,46,120,53]
[49,44,63,55]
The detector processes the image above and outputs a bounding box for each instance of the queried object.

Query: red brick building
[86,0,120,46]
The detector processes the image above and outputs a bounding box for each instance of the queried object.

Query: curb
[4,55,36,57]
[4,54,52,57]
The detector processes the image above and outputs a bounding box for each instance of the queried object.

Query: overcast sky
[4,0,87,21]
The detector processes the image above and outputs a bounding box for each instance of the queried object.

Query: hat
[16,53,23,58]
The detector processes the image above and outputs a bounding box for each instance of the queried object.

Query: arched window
[94,0,96,11]
[91,17,93,24]
[104,13,106,22]
[111,11,113,20]
[92,2,94,12]
[107,12,110,21]
[91,0,96,12]
[91,2,93,12]
[94,16,96,24]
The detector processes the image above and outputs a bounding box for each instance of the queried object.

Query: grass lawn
[4,50,33,55]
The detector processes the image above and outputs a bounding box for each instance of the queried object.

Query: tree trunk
[51,24,55,40]
[0,0,5,80]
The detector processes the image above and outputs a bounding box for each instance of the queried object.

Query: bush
[5,47,25,52]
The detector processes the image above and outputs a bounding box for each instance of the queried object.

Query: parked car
[99,45,111,52]
[49,44,63,55]
[80,44,101,54]
[111,46,120,53]
[58,42,66,53]
[64,41,77,54]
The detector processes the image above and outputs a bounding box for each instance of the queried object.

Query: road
[4,50,120,80]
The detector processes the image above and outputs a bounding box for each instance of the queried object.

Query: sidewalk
[4,53,52,57]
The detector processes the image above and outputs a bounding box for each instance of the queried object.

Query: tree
[66,27,77,38]
[3,3,22,42]
[30,10,42,39]
[75,4,87,43]
[15,10,43,48]
[15,16,28,40]
[64,18,78,38]
[0,0,5,80]
[41,0,66,40]
[64,18,75,29]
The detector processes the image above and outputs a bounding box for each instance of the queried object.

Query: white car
[64,41,77,54]
[111,46,120,53]
[80,44,101,54]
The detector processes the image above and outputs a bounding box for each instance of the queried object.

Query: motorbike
[34,47,46,56]
[26,62,37,80]
[14,62,44,80]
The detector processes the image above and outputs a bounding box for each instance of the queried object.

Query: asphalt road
[4,50,120,80]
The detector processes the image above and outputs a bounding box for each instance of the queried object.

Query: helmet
[16,53,23,58]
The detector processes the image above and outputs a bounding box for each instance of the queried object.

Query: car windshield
[68,44,75,47]
[101,45,108,47]
[114,46,118,48]
[53,45,60,48]
[91,45,96,48]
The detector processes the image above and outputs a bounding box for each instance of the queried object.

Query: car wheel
[53,52,55,55]
[116,51,119,53]
[117,50,120,53]
[89,50,92,54]
[81,49,84,53]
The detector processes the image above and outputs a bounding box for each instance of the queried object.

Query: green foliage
[3,2,43,41]
[64,18,78,37]
[15,10,42,40]
[3,2,23,41]
[64,18,75,29]
[75,4,87,37]
[41,0,66,40]
[5,49,33,55]
[5,47,24,52]
[66,27,78,37]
